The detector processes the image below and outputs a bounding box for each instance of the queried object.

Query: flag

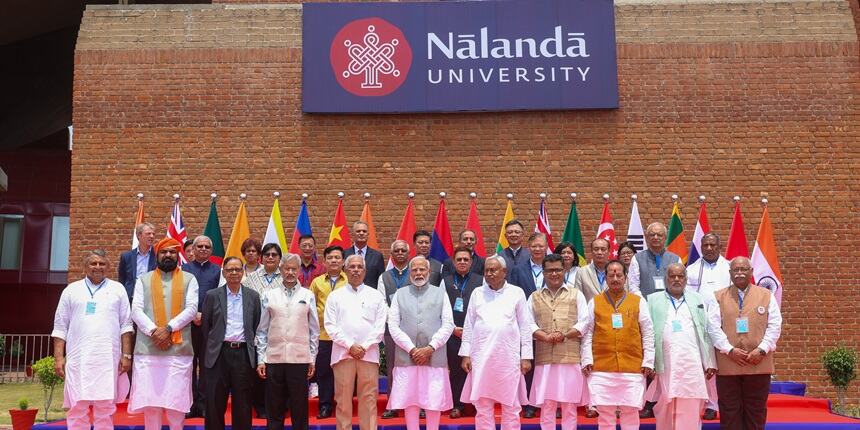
[429,198,454,263]
[328,199,352,249]
[535,198,556,251]
[666,201,688,265]
[687,201,712,266]
[725,200,749,259]
[289,199,313,254]
[131,197,145,249]
[167,199,189,264]
[389,198,417,269]
[264,198,288,251]
[225,200,251,262]
[751,205,784,304]
[465,199,487,257]
[561,200,587,267]
[360,199,380,250]
[596,201,619,259]
[495,199,515,253]
[202,199,225,265]
[626,199,645,252]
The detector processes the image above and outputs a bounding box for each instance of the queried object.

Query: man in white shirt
[324,254,387,430]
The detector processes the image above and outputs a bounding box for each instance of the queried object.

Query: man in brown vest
[582,260,654,430]
[528,254,588,430]
[708,256,782,430]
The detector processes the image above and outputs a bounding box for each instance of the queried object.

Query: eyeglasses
[730,267,751,273]
[263,253,280,258]
[196,245,212,249]
[392,249,409,253]
[224,268,243,273]
[619,250,635,256]
[544,268,564,274]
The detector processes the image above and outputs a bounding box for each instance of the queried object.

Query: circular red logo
[330,17,412,97]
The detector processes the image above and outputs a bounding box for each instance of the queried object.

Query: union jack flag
[535,197,555,252]
[168,198,188,264]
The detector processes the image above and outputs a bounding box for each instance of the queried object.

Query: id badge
[86,301,97,315]
[453,297,464,313]
[611,313,624,329]
[671,319,683,333]
[736,317,749,334]
[653,277,666,291]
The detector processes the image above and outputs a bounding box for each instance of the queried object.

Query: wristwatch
[166,324,174,333]
[122,353,132,359]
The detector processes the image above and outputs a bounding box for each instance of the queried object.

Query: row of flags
[133,193,784,304]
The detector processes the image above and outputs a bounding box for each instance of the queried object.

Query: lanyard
[738,288,746,311]
[596,270,606,288]
[263,272,278,286]
[531,266,542,280]
[667,292,686,312]
[453,273,470,294]
[655,254,662,274]
[329,276,338,289]
[301,264,314,281]
[85,278,106,299]
[564,270,574,285]
[604,290,627,312]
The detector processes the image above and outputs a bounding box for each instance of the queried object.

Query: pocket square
[298,300,307,304]
[697,304,704,308]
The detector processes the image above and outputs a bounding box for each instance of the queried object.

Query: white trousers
[539,400,577,430]
[596,405,639,430]
[142,407,185,430]
[474,397,521,430]
[654,397,704,430]
[404,406,441,430]
[67,400,116,430]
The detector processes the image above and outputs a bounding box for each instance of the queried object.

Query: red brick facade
[71,1,860,403]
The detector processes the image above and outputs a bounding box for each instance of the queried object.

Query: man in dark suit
[117,222,157,301]
[441,229,485,279]
[413,230,443,286]
[343,220,386,288]
[508,232,547,418]
[200,256,261,430]
[500,220,531,280]
[441,246,484,418]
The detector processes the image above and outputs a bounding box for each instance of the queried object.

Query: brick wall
[72,0,860,403]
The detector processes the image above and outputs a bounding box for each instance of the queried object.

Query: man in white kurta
[324,254,387,430]
[685,233,729,420]
[646,264,716,429]
[582,261,655,430]
[387,256,455,430]
[52,250,134,430]
[460,255,535,430]
[527,254,588,430]
[129,238,199,430]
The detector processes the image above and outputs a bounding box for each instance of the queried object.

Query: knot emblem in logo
[330,18,412,97]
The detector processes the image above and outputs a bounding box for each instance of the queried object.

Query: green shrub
[17,397,28,410]
[32,357,62,422]
[822,344,857,414]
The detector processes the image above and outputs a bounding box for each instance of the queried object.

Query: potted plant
[821,344,857,414]
[31,357,63,423]
[9,397,37,430]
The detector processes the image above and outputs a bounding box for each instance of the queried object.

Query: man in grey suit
[413,230,443,286]
[200,257,262,430]
[628,222,681,298]
[574,238,612,303]
[343,221,386,288]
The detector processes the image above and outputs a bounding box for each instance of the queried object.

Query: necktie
[358,248,364,256]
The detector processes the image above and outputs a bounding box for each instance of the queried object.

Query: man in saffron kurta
[53,250,134,430]
[582,260,655,430]
[708,256,782,430]
[528,254,588,430]
[129,238,199,430]
[460,255,535,430]
[645,264,716,430]
[387,256,455,430]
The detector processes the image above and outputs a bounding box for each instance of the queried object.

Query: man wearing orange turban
[128,237,200,430]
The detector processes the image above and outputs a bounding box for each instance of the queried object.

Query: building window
[0,215,24,270]
[50,216,70,271]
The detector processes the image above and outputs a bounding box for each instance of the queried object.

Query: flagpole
[672,194,678,203]
[302,193,308,201]
[408,192,415,199]
[364,192,370,201]
[570,192,576,202]
[137,193,144,202]
[699,195,705,206]
[631,193,637,203]
[338,192,344,199]
[274,191,280,199]
[211,193,217,202]
[761,198,768,207]
[603,193,609,203]
[470,192,477,199]
[440,192,447,199]
[507,193,514,201]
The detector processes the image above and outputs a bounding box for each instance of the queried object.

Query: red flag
[327,198,352,249]
[429,197,454,262]
[535,197,556,251]
[465,198,486,257]
[596,201,619,259]
[388,198,417,269]
[725,199,749,259]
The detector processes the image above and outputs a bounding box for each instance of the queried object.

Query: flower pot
[9,409,38,430]
[25,365,32,378]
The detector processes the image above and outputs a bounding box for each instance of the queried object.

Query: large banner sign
[302,0,619,113]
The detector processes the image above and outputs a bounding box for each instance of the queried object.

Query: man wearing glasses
[377,240,411,419]
[183,235,223,418]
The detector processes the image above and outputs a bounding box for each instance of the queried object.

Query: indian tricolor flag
[751,204,784,305]
[666,201,688,265]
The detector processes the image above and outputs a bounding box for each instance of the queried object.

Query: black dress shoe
[523,406,538,418]
[381,409,398,419]
[449,408,463,419]
[584,408,599,418]
[419,409,426,419]
[639,407,654,419]
[185,408,203,419]
[317,405,333,419]
[702,408,718,420]
[556,408,561,419]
